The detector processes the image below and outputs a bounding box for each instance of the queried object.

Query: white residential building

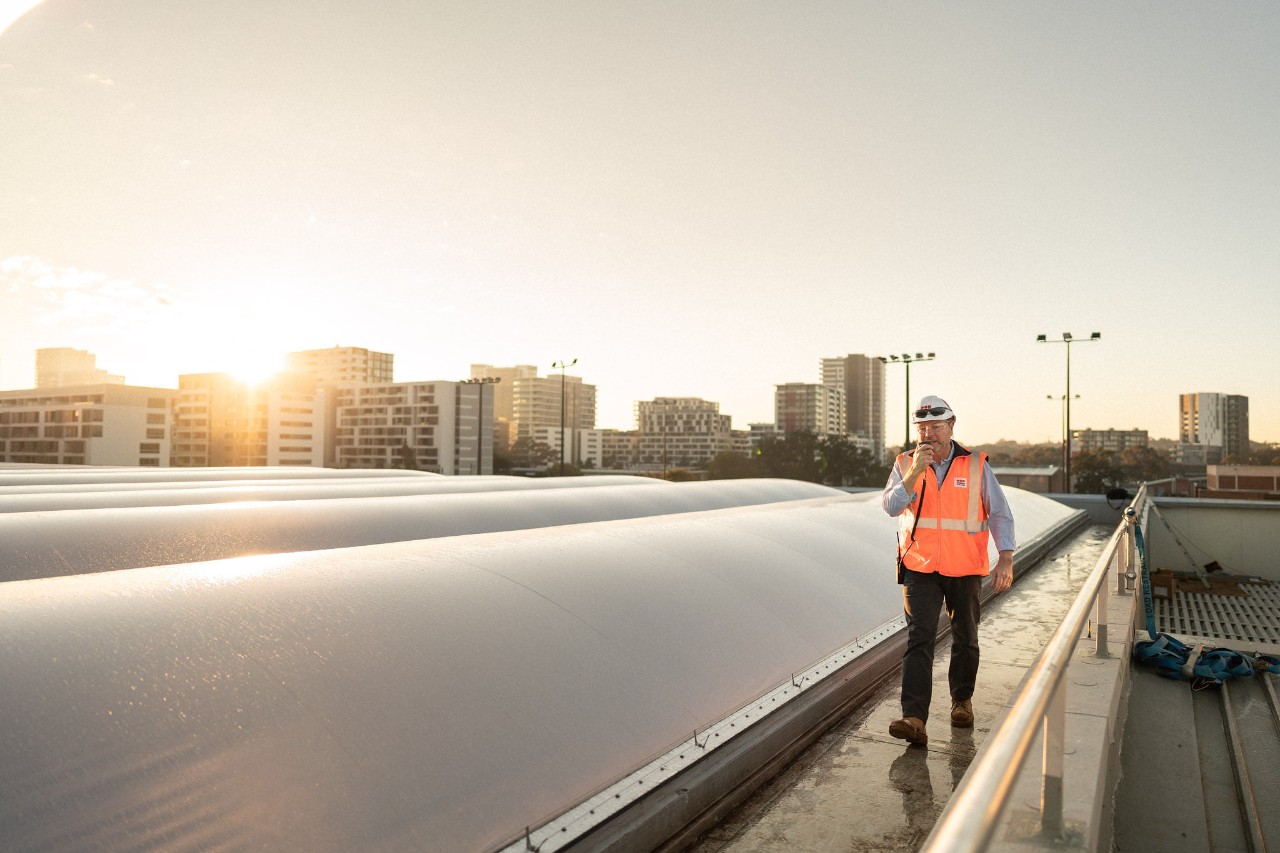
[471,364,596,459]
[0,384,174,466]
[1073,428,1149,455]
[748,422,779,448]
[286,346,394,385]
[775,382,846,437]
[333,380,493,474]
[601,429,640,470]
[172,373,325,467]
[1179,393,1249,462]
[820,353,885,458]
[524,426,605,470]
[635,397,733,471]
[35,347,124,388]
[286,346,395,465]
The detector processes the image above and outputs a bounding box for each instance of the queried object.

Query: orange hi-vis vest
[895,445,991,577]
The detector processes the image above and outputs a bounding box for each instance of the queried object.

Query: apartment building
[1179,393,1249,462]
[468,364,524,451]
[748,422,779,450]
[601,429,640,470]
[35,347,124,388]
[172,373,324,467]
[283,346,396,465]
[820,354,885,459]
[333,380,493,474]
[635,397,733,470]
[523,426,605,469]
[286,347,394,385]
[0,384,174,466]
[470,364,596,459]
[775,382,846,436]
[1072,428,1149,455]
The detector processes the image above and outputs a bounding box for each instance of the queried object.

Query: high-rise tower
[820,354,885,461]
[1179,392,1249,462]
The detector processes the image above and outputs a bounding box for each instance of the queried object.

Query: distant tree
[1072,449,1124,494]
[817,434,860,486]
[849,451,893,488]
[819,435,891,487]
[1015,444,1063,466]
[510,436,556,469]
[665,467,698,481]
[706,450,760,479]
[1247,443,1280,465]
[544,462,583,477]
[396,441,417,470]
[971,439,1024,464]
[492,452,513,475]
[1117,446,1172,483]
[971,441,1061,466]
[757,431,823,482]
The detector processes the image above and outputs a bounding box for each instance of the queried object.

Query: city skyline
[5,344,1260,451]
[3,2,1278,444]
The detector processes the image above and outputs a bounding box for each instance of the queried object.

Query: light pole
[659,400,671,480]
[462,376,500,475]
[552,358,576,476]
[878,352,936,449]
[1037,332,1100,492]
[1047,393,1079,491]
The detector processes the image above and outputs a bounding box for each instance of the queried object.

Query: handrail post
[1116,526,1129,594]
[1095,584,1105,655]
[1042,677,1066,836]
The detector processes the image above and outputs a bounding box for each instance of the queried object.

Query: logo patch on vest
[954,477,968,488]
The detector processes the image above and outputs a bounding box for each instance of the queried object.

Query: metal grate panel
[1154,578,1280,646]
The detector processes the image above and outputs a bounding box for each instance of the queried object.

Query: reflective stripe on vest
[914,517,990,533]
[896,447,990,576]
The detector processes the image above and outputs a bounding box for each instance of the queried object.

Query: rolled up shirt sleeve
[982,463,1016,552]
[882,457,915,517]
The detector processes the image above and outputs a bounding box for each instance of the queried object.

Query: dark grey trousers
[900,569,982,721]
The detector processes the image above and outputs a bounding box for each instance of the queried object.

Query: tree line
[706,432,891,487]
[497,430,1280,492]
[975,440,1280,493]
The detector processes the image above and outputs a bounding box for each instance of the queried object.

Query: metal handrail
[920,485,1148,852]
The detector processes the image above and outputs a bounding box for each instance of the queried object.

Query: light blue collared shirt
[881,441,1016,552]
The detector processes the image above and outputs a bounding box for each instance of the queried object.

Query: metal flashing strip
[502,616,906,853]
[1154,578,1280,648]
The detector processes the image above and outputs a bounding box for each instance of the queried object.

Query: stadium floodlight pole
[1047,393,1080,490]
[552,359,577,475]
[462,376,500,474]
[1036,333,1100,492]
[878,352,937,449]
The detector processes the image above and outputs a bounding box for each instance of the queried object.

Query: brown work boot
[889,716,928,746]
[951,699,974,728]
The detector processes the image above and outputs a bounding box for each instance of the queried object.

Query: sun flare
[225,352,286,387]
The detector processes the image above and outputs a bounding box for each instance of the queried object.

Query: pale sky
[2,1,1277,444]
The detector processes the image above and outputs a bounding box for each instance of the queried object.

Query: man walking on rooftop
[881,396,1015,746]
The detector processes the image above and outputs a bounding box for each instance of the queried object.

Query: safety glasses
[913,406,949,419]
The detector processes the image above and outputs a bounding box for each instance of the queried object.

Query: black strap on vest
[896,488,925,584]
